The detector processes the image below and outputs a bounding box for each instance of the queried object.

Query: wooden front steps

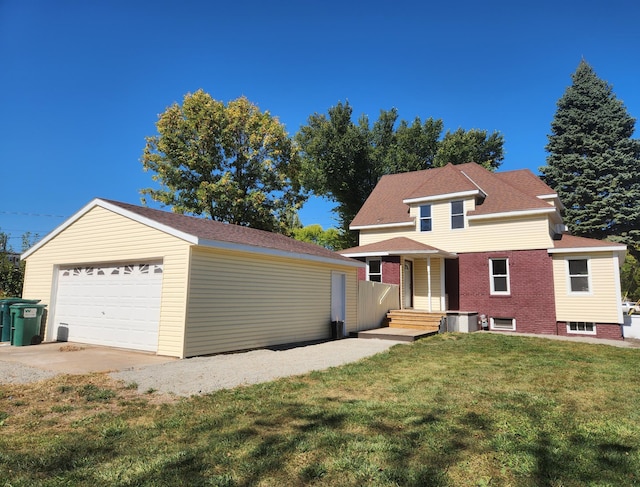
[356,310,444,342]
[386,309,444,332]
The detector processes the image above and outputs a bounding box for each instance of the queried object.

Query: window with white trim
[451,200,464,229]
[568,258,590,293]
[419,205,432,232]
[491,317,516,331]
[490,258,510,295]
[367,258,382,282]
[567,321,596,335]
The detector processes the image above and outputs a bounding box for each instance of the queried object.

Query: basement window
[567,322,596,335]
[490,317,516,331]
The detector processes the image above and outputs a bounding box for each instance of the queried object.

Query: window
[367,258,382,282]
[490,258,510,295]
[419,205,432,232]
[451,200,464,229]
[568,322,596,335]
[568,258,590,293]
[491,317,516,331]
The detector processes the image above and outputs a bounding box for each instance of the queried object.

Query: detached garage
[21,199,362,358]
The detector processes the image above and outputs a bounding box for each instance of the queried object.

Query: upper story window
[490,258,510,295]
[419,205,432,232]
[451,200,464,229]
[568,258,590,293]
[367,258,382,282]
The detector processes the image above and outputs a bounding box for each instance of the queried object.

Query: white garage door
[52,262,163,352]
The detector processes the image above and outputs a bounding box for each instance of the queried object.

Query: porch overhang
[340,237,457,259]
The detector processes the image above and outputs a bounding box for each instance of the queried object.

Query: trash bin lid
[9,303,47,309]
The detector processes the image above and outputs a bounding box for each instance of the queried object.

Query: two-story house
[341,162,627,340]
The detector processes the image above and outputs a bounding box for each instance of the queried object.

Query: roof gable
[341,237,457,258]
[350,163,559,228]
[23,198,362,267]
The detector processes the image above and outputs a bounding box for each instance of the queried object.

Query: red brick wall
[382,257,401,286]
[555,322,623,340]
[457,250,557,335]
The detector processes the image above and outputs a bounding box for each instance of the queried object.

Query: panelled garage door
[52,262,163,352]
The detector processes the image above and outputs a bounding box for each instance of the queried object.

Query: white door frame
[331,271,347,327]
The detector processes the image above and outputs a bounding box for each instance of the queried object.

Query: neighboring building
[21,198,362,357]
[1,252,21,267]
[341,163,627,340]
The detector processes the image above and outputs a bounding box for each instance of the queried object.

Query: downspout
[427,256,432,312]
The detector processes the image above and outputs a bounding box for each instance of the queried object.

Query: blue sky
[1,0,639,250]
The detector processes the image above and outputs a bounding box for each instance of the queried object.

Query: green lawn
[1,333,640,486]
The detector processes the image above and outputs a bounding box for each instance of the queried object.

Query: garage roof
[22,198,363,268]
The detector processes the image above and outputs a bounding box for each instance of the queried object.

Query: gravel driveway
[110,339,406,396]
[0,339,406,396]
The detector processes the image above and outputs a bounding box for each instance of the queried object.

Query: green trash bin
[9,303,47,346]
[0,298,40,342]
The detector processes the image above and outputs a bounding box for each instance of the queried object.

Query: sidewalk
[487,331,640,348]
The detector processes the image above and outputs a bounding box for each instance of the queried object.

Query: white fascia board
[350,221,415,231]
[198,238,365,268]
[538,193,565,210]
[403,189,481,205]
[340,251,392,258]
[467,207,556,221]
[548,245,627,255]
[341,250,458,259]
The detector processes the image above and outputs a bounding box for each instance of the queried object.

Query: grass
[1,333,640,486]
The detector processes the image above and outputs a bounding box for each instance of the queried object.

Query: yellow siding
[413,258,443,311]
[360,200,553,253]
[552,253,621,323]
[184,247,358,357]
[22,206,191,357]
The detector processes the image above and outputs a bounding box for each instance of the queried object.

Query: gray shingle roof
[101,199,359,265]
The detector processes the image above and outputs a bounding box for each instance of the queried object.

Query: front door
[403,260,413,308]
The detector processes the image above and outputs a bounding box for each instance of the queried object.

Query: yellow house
[342,163,627,340]
[20,199,362,358]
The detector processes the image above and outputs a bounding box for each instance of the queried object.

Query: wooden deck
[357,327,438,342]
[357,309,444,342]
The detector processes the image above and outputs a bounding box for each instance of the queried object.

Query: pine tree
[540,60,640,256]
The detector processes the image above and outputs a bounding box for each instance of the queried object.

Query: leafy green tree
[292,224,342,251]
[296,101,504,247]
[434,128,504,170]
[141,90,306,234]
[621,253,640,302]
[540,60,640,257]
[0,230,38,297]
[295,102,371,247]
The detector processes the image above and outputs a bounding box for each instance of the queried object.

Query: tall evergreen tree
[540,60,640,257]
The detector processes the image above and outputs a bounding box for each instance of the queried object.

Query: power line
[0,211,67,218]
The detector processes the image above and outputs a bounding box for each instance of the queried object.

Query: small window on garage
[491,317,516,331]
